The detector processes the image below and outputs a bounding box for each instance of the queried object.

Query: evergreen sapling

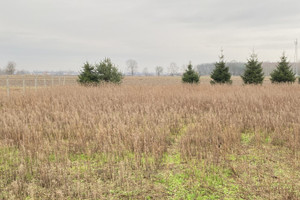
[210,53,232,84]
[270,54,296,83]
[182,62,199,83]
[241,53,264,84]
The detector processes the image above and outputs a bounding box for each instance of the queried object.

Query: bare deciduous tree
[168,62,178,76]
[155,66,163,76]
[126,59,138,76]
[143,67,149,76]
[5,61,16,75]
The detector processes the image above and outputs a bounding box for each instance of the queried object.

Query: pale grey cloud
[0,0,299,72]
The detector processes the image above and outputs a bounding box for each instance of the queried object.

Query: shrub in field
[78,62,99,84]
[241,53,264,84]
[270,54,296,83]
[96,58,123,83]
[210,54,232,84]
[182,62,199,83]
[78,59,123,85]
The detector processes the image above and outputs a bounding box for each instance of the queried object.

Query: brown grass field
[1,76,300,199]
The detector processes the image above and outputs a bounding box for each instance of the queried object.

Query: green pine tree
[241,53,264,84]
[96,58,123,83]
[270,54,296,83]
[182,62,199,83]
[210,53,232,84]
[78,62,99,85]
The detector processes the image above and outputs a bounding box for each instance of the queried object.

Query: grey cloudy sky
[1,0,300,72]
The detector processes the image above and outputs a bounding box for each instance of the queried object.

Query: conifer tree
[182,62,199,83]
[241,53,264,84]
[96,58,123,83]
[270,54,296,83]
[210,52,232,84]
[78,62,99,84]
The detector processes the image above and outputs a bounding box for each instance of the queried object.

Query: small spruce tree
[241,53,264,84]
[210,53,232,84]
[78,62,99,85]
[182,62,199,83]
[96,58,123,83]
[270,54,296,83]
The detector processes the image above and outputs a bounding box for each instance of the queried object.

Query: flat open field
[1,76,300,199]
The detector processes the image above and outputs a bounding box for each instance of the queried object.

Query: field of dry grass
[1,76,300,199]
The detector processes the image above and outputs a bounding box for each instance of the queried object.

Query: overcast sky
[1,0,300,72]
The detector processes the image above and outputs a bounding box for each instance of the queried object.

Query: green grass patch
[162,152,181,165]
[0,146,20,171]
[241,132,255,145]
[157,154,241,199]
[0,146,21,195]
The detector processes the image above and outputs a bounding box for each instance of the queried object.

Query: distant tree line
[195,62,288,76]
[0,61,31,75]
[0,62,78,75]
[124,59,286,77]
[196,62,245,76]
